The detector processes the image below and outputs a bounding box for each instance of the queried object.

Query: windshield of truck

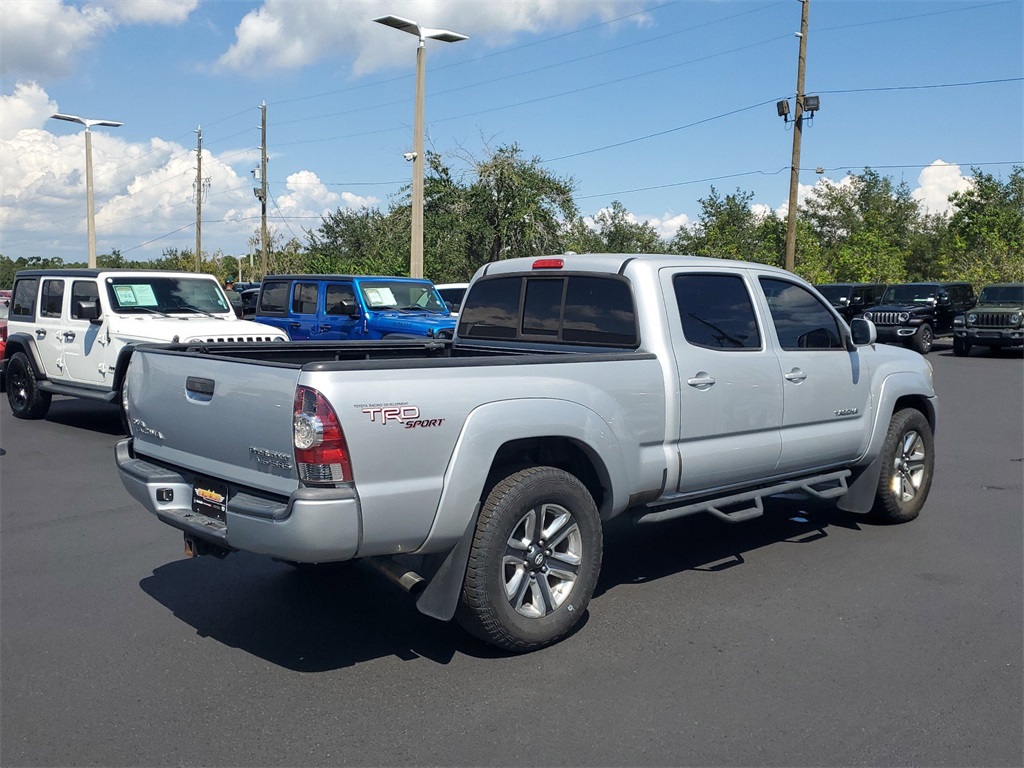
[815,285,849,304]
[882,284,939,304]
[359,280,447,313]
[105,275,232,315]
[978,285,1024,306]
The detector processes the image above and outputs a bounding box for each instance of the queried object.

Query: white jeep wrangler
[1,269,287,429]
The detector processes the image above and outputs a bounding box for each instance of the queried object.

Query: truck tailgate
[126,348,301,497]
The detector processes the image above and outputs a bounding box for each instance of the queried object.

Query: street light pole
[784,0,810,273]
[51,113,123,269]
[374,14,467,278]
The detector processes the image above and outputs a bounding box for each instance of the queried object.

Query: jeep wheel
[870,408,934,524]
[911,323,933,354]
[457,466,602,653]
[952,336,971,357]
[5,352,51,419]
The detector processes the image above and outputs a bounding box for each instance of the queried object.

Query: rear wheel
[5,352,51,419]
[870,408,934,524]
[910,323,933,354]
[457,466,602,653]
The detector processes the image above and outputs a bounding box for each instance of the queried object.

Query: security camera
[403,152,417,162]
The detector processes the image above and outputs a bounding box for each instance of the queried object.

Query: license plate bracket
[192,478,228,521]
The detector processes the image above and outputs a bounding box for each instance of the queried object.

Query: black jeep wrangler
[814,282,887,324]
[952,282,1024,356]
[863,282,975,354]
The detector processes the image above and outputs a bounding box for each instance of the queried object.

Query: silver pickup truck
[117,254,937,652]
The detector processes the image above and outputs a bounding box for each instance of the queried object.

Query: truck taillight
[293,386,352,485]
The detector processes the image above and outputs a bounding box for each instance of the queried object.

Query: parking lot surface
[1,343,1021,766]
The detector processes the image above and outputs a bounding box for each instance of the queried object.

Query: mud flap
[836,459,883,514]
[415,505,480,621]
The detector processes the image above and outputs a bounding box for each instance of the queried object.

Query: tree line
[2,145,1020,290]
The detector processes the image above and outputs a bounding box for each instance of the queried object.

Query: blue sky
[1,0,1021,267]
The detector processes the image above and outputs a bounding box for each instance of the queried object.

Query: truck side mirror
[76,300,101,323]
[850,317,877,346]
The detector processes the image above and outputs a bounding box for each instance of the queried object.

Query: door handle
[63,331,76,342]
[288,322,301,329]
[35,328,47,339]
[687,373,716,390]
[784,368,807,383]
[319,324,331,332]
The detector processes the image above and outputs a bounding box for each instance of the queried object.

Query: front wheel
[870,408,934,524]
[5,352,51,420]
[952,336,971,357]
[911,323,934,354]
[457,466,603,653]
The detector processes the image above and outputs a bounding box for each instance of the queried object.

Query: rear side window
[760,277,844,350]
[460,274,637,347]
[11,279,38,318]
[41,279,65,318]
[292,282,319,315]
[258,281,289,313]
[673,274,760,350]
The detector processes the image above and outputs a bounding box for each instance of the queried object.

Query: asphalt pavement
[1,342,1021,767]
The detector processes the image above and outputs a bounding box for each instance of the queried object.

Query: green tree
[942,166,1024,285]
[591,201,665,254]
[801,169,920,282]
[671,187,784,266]
[465,144,578,265]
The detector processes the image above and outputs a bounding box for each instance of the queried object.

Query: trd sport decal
[359,404,445,429]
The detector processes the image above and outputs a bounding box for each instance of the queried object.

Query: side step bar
[633,470,851,526]
[38,380,118,402]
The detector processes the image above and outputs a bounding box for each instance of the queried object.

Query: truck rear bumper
[116,439,362,563]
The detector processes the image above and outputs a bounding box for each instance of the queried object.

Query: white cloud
[0,0,196,78]
[643,211,688,239]
[0,81,58,140]
[105,0,198,25]
[0,84,379,260]
[912,161,972,214]
[218,0,650,75]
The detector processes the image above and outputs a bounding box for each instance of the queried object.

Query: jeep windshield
[359,280,447,313]
[815,285,850,304]
[977,285,1024,306]
[882,285,939,304]
[105,276,232,315]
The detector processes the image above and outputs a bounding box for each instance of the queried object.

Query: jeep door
[664,269,783,493]
[319,281,363,340]
[61,279,109,385]
[35,277,68,380]
[757,277,872,472]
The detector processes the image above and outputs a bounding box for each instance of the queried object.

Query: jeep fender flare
[1,333,47,382]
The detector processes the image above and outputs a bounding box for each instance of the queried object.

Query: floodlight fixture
[776,99,790,120]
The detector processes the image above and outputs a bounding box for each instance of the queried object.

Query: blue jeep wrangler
[253,275,456,340]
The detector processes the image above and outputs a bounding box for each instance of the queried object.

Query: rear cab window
[673,273,761,350]
[459,274,638,347]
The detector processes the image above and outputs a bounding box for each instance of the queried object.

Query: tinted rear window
[459,274,637,347]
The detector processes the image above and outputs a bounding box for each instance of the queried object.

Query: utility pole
[260,102,268,276]
[784,0,810,273]
[195,126,203,272]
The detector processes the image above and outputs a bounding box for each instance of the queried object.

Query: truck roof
[476,253,803,279]
[13,268,219,279]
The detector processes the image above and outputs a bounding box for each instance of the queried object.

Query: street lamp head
[373,14,467,44]
[51,113,124,129]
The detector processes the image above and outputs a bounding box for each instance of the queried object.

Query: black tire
[952,336,971,357]
[911,323,933,354]
[118,377,132,434]
[5,351,51,420]
[870,408,934,524]
[457,466,603,653]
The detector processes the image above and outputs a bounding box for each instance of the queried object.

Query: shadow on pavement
[140,496,869,670]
